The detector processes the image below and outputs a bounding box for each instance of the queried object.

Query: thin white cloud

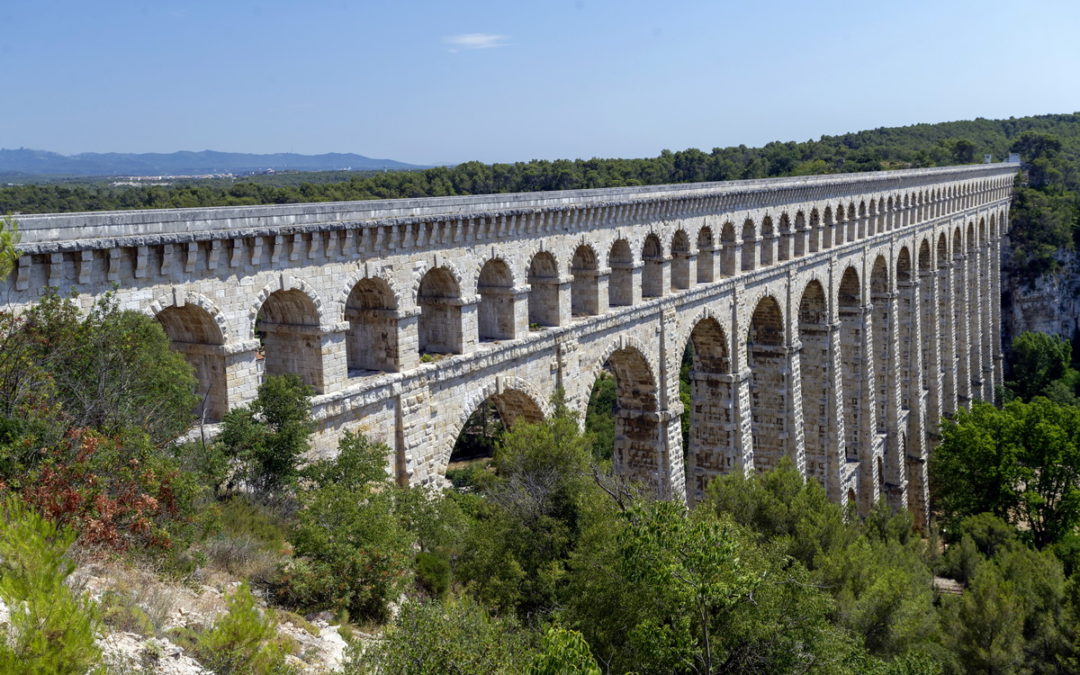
[443,33,509,51]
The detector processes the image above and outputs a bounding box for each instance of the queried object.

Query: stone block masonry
[6,162,1019,525]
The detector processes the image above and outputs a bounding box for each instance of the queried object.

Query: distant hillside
[0,148,422,177]
[3,112,1080,216]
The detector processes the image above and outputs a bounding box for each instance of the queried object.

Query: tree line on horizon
[2,112,1079,215]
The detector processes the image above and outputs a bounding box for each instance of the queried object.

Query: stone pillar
[980,241,995,399]
[794,223,809,258]
[966,245,983,400]
[685,370,739,504]
[320,322,350,393]
[786,341,807,476]
[741,238,758,272]
[952,253,971,405]
[874,290,906,511]
[658,407,686,501]
[919,269,942,442]
[899,277,929,529]
[556,275,574,325]
[396,309,421,370]
[595,270,611,315]
[511,286,531,339]
[696,247,716,283]
[762,235,778,267]
[991,234,1005,396]
[857,303,880,513]
[938,260,957,416]
[731,368,755,474]
[459,298,479,355]
[224,339,263,410]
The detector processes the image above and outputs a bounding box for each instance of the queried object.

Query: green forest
[2,112,1080,673]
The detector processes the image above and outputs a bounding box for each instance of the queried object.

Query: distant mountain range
[0,148,422,177]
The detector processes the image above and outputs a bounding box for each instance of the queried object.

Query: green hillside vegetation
[3,114,1080,672]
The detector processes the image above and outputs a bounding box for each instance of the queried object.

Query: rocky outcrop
[1001,245,1080,348]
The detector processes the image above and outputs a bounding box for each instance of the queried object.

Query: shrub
[275,432,412,622]
[217,374,314,495]
[192,582,295,674]
[0,497,101,673]
[346,597,531,674]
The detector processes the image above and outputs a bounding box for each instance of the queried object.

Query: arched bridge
[8,162,1018,521]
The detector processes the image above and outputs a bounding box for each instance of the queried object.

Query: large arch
[344,277,399,373]
[447,387,545,466]
[952,227,969,403]
[747,295,789,474]
[837,267,865,467]
[797,279,833,489]
[477,258,515,341]
[257,288,324,393]
[528,251,560,327]
[603,345,663,487]
[608,239,635,307]
[682,316,734,503]
[571,244,600,317]
[156,303,228,422]
[417,266,463,355]
[870,254,901,508]
[642,234,665,298]
[937,232,956,414]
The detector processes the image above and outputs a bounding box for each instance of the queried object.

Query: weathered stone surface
[4,163,1018,522]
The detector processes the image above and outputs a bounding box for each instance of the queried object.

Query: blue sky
[3,0,1079,165]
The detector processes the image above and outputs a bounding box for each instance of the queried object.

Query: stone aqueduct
[8,162,1018,522]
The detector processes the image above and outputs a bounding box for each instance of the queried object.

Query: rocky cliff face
[1001,243,1080,349]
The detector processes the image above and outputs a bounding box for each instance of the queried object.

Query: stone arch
[335,268,403,322]
[642,233,665,298]
[837,266,864,466]
[741,218,757,271]
[670,229,692,291]
[696,225,715,283]
[608,238,635,307]
[822,206,834,248]
[720,222,738,277]
[966,221,977,253]
[798,279,833,488]
[747,295,789,474]
[897,246,912,283]
[683,316,735,502]
[477,257,516,340]
[150,291,230,345]
[249,276,325,338]
[344,276,400,373]
[592,341,663,487]
[528,250,560,327]
[417,266,464,355]
[570,244,601,317]
[777,213,792,261]
[809,209,821,253]
[794,211,807,257]
[760,216,775,267]
[440,380,548,472]
[869,255,891,450]
[256,285,325,393]
[154,301,228,422]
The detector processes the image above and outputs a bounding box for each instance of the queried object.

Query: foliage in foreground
[0,497,101,673]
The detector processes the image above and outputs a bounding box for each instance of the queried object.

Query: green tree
[275,431,412,622]
[528,626,601,675]
[217,373,314,494]
[0,214,19,278]
[0,498,101,673]
[1008,331,1074,401]
[932,398,1080,547]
